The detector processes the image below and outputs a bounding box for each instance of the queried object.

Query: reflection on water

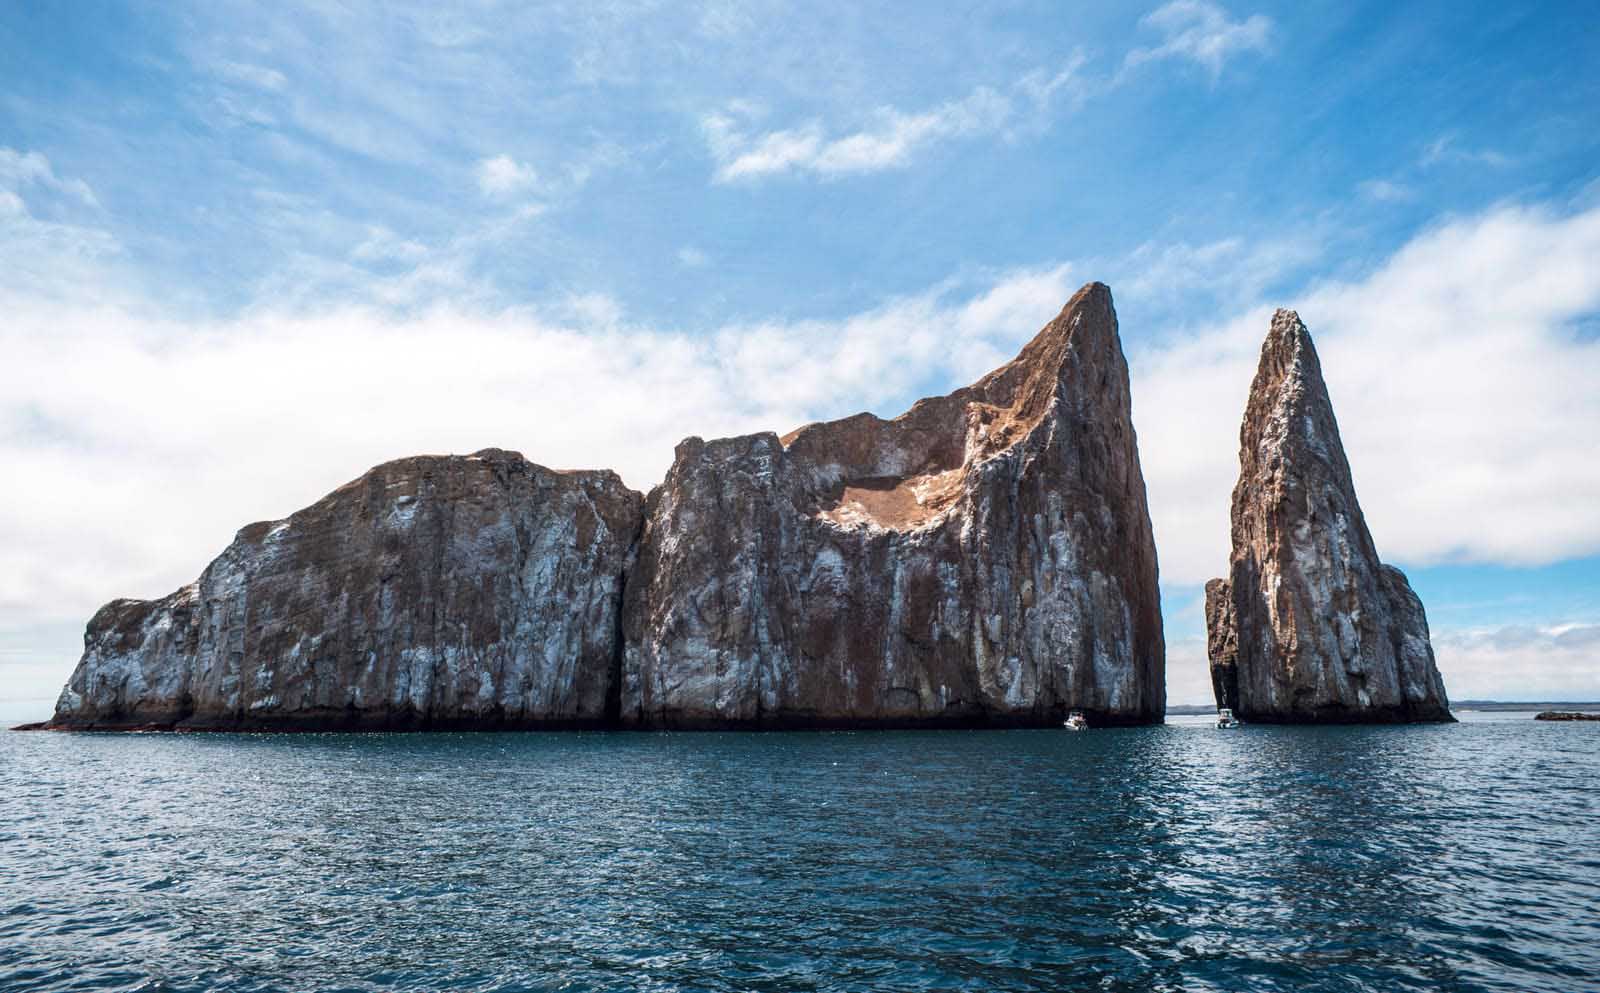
[1,715,1597,992]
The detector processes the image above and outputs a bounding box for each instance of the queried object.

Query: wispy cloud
[1421,133,1512,169]
[243,194,549,313]
[1122,0,1272,81]
[0,157,123,304]
[476,154,540,197]
[1358,178,1414,203]
[702,1,1275,184]
[703,54,1088,182]
[213,60,287,91]
[1114,232,1321,307]
[351,225,428,264]
[0,148,100,208]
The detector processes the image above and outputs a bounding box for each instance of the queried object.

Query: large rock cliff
[49,451,642,730]
[40,281,1165,731]
[622,282,1165,727]
[1205,310,1451,723]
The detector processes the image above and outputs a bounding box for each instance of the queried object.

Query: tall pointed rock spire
[1207,309,1452,723]
[624,281,1165,727]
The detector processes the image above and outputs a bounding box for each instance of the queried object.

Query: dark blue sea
[2,713,1597,992]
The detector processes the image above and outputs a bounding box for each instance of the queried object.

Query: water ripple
[2,715,1597,991]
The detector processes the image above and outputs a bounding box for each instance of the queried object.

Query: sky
[2,0,1598,720]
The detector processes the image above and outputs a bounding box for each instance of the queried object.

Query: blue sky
[2,0,1598,718]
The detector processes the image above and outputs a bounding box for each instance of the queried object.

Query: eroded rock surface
[1205,310,1451,723]
[43,283,1166,732]
[49,450,642,730]
[1204,578,1238,712]
[621,282,1165,727]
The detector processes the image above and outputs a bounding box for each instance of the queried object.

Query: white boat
[1063,710,1089,731]
[1216,707,1241,729]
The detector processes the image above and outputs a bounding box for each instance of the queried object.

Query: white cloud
[1167,634,1218,706]
[476,154,539,196]
[234,186,552,313]
[702,116,818,180]
[351,225,428,263]
[696,3,1272,184]
[707,263,1075,412]
[1430,624,1600,700]
[700,2,1273,186]
[1123,1,1272,80]
[1114,233,1321,307]
[703,55,1087,182]
[677,246,709,268]
[1358,178,1414,203]
[1016,56,1094,111]
[1133,202,1600,588]
[0,183,123,303]
[1421,134,1512,169]
[213,60,287,91]
[0,147,100,208]
[559,291,627,329]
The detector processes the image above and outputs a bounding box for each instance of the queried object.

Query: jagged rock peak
[1205,310,1452,723]
[623,280,1165,728]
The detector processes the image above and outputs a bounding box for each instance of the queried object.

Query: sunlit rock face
[49,451,642,729]
[44,282,1166,731]
[621,282,1166,727]
[1205,310,1452,724]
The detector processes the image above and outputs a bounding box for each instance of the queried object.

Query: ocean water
[1,714,1596,992]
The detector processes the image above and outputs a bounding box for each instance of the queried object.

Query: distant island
[1167,701,1600,716]
[1462,701,1600,713]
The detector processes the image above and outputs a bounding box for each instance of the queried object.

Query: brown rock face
[1204,578,1238,711]
[621,282,1165,727]
[43,282,1166,731]
[49,450,642,730]
[1205,310,1452,723]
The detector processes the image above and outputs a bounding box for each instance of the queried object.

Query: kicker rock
[40,282,1166,733]
[49,450,642,730]
[620,282,1166,727]
[1205,310,1451,723]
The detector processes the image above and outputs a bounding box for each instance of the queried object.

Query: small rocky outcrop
[1534,711,1600,722]
[622,282,1166,727]
[39,281,1166,731]
[1204,310,1452,723]
[49,451,642,730]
